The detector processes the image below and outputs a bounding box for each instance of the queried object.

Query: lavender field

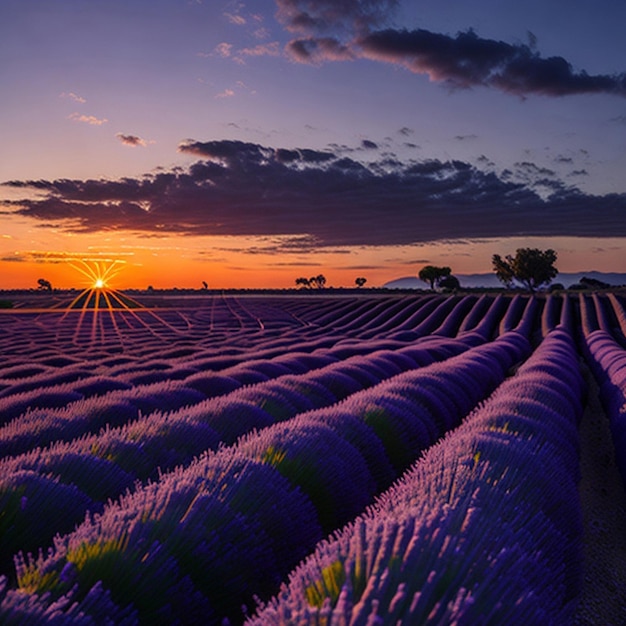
[1,291,625,625]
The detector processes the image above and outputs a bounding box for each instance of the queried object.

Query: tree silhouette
[418,265,451,290]
[37,278,52,291]
[492,248,558,292]
[355,277,367,288]
[295,277,311,288]
[202,281,208,290]
[580,276,610,290]
[438,275,460,291]
[309,274,327,289]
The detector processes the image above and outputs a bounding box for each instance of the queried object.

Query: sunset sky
[2,0,626,290]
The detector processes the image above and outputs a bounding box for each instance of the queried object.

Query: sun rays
[57,259,184,346]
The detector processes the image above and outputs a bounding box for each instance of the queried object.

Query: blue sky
[1,0,625,289]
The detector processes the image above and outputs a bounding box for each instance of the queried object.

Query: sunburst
[58,259,182,345]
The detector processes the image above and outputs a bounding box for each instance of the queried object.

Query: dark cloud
[179,139,336,166]
[286,36,354,63]
[281,8,626,100]
[275,0,398,35]
[361,139,378,149]
[272,261,324,267]
[357,28,626,97]
[398,258,432,265]
[514,161,557,178]
[3,139,626,246]
[116,133,148,147]
[179,139,272,164]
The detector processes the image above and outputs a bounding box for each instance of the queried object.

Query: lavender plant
[248,328,585,624]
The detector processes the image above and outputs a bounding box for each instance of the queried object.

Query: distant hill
[383,271,626,290]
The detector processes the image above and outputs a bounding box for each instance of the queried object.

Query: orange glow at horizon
[1,234,625,291]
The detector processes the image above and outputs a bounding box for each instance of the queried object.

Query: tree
[418,265,451,290]
[355,277,367,288]
[309,274,327,289]
[438,275,460,291]
[37,278,52,291]
[492,248,558,292]
[295,277,311,289]
[580,276,610,290]
[202,281,208,290]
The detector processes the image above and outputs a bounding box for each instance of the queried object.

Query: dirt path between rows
[574,365,626,625]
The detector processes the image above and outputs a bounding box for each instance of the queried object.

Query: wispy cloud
[208,40,279,64]
[68,113,108,126]
[1,250,132,264]
[214,42,233,58]
[236,41,281,59]
[60,91,86,104]
[215,89,235,99]
[4,139,626,247]
[224,12,246,25]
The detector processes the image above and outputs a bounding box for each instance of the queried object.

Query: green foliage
[306,560,346,608]
[492,248,558,292]
[418,265,451,290]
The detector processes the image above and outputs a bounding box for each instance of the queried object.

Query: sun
[69,259,122,291]
[56,258,182,345]
[64,258,145,317]
[65,259,126,309]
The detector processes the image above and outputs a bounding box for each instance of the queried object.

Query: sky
[1,0,626,290]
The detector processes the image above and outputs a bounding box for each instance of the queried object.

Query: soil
[574,365,626,625]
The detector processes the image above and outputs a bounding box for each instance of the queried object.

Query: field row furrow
[580,293,626,487]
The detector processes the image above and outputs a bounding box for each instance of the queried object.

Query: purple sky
[1,0,625,288]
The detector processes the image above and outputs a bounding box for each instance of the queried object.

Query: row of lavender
[0,295,475,415]
[0,293,535,443]
[248,326,586,624]
[0,295,528,466]
[0,295,525,579]
[0,295,504,454]
[0,332,484,576]
[0,292,591,624]
[579,293,626,486]
[1,329,533,623]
